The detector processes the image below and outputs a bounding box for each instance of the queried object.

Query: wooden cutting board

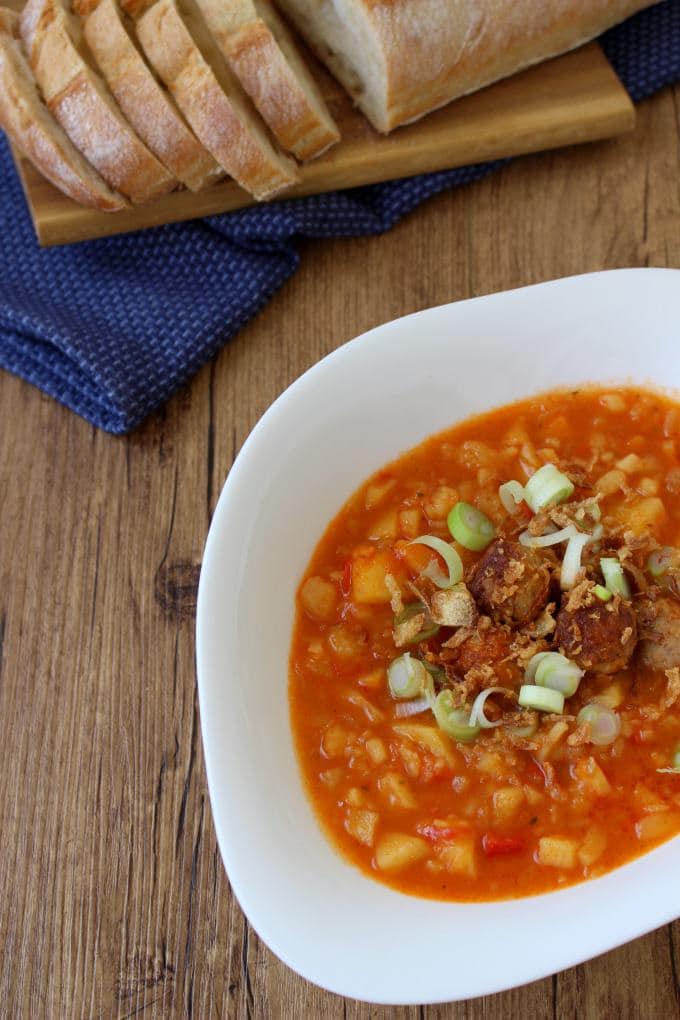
[10,32,634,247]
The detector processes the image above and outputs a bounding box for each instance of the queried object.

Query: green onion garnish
[506,717,539,739]
[525,651,552,682]
[531,652,583,697]
[576,703,621,746]
[447,502,495,551]
[432,690,480,743]
[593,584,612,602]
[560,533,590,590]
[388,653,429,700]
[409,535,463,588]
[523,464,575,513]
[647,547,679,579]
[518,684,565,714]
[498,480,525,515]
[600,557,631,599]
[393,601,440,643]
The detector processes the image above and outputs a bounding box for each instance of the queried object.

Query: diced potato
[615,496,666,536]
[322,724,349,758]
[492,787,525,822]
[423,485,459,520]
[345,787,366,807]
[578,826,607,867]
[393,723,458,768]
[573,756,612,797]
[635,811,680,842]
[524,785,545,808]
[398,508,423,539]
[299,576,338,621]
[327,625,365,659]
[365,737,388,765]
[367,509,399,541]
[536,721,569,762]
[378,771,417,809]
[638,477,660,496]
[537,836,579,869]
[351,550,396,604]
[476,751,508,778]
[345,808,378,847]
[600,393,627,412]
[592,682,625,710]
[634,782,668,814]
[397,741,421,779]
[319,768,343,788]
[616,453,643,474]
[346,690,383,723]
[375,833,429,871]
[357,667,386,690]
[477,467,497,487]
[595,468,627,497]
[437,837,477,878]
[364,477,396,509]
[460,440,497,469]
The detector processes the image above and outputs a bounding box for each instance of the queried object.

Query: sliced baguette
[0,7,125,210]
[136,0,298,199]
[84,0,222,191]
[193,0,339,161]
[21,0,176,202]
[275,0,659,133]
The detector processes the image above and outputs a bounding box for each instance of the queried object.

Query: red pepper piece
[482,833,524,856]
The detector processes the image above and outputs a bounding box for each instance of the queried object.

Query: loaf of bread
[193,0,339,160]
[274,0,660,132]
[21,0,176,202]
[0,7,125,210]
[137,0,299,199]
[83,0,222,191]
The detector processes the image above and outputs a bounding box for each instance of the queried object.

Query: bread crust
[84,0,221,190]
[196,0,339,160]
[21,0,176,202]
[136,0,298,199]
[0,6,125,210]
[276,0,660,133]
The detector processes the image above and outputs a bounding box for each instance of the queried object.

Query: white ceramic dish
[196,268,680,1005]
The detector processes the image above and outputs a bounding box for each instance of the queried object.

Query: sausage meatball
[555,598,638,674]
[636,592,680,670]
[469,539,551,625]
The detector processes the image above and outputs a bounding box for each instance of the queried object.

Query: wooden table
[2,79,680,1019]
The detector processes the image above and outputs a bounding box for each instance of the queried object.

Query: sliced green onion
[499,480,526,515]
[600,557,631,599]
[432,690,480,743]
[469,687,512,729]
[561,533,590,589]
[525,651,552,682]
[447,502,495,552]
[648,547,679,579]
[534,652,583,697]
[518,684,565,714]
[593,584,612,602]
[576,704,621,746]
[524,464,575,513]
[394,693,433,718]
[393,601,440,643]
[518,523,578,548]
[506,716,539,739]
[422,659,446,684]
[410,535,463,589]
[388,653,429,700]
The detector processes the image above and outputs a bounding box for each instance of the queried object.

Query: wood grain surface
[1,73,680,1020]
[11,41,633,247]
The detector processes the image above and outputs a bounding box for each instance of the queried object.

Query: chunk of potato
[592,681,625,710]
[367,509,398,541]
[378,771,417,809]
[365,737,388,765]
[600,393,627,413]
[299,576,338,621]
[392,723,458,768]
[616,453,643,474]
[398,508,424,539]
[351,550,397,604]
[578,826,607,867]
[614,496,666,536]
[357,667,386,690]
[345,809,378,847]
[364,477,396,509]
[635,811,680,842]
[346,690,383,723]
[322,724,349,758]
[437,836,477,878]
[375,833,429,871]
[537,836,579,869]
[595,468,627,497]
[573,756,611,797]
[327,625,365,658]
[423,485,459,520]
[492,787,525,823]
[634,782,669,814]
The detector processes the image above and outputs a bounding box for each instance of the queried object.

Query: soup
[289,387,680,900]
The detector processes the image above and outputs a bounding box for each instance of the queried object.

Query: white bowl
[196,268,680,1005]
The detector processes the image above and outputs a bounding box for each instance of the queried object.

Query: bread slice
[21,0,176,202]
[136,0,298,199]
[0,7,125,210]
[192,0,339,161]
[83,0,222,191]
[275,0,659,133]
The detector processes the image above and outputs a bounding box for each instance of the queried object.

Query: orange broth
[289,387,680,900]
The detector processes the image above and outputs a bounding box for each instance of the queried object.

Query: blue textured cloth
[1,1,678,433]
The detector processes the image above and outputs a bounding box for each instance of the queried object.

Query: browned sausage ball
[469,539,551,625]
[636,592,680,670]
[555,598,638,674]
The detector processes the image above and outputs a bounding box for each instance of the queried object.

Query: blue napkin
[1,1,678,434]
